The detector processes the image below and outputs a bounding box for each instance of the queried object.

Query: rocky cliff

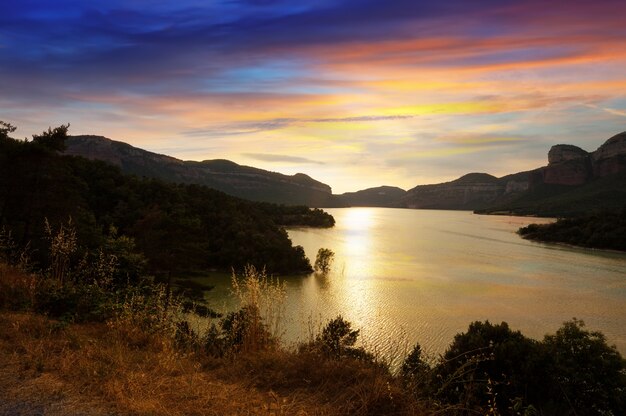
[533,133,626,186]
[400,132,626,211]
[65,135,333,206]
[592,132,626,177]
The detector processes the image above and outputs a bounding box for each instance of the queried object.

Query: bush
[434,321,543,413]
[541,319,626,415]
[303,315,373,362]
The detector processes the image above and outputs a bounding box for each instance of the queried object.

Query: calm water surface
[204,208,626,358]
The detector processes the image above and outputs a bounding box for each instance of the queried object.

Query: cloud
[585,104,626,118]
[2,0,626,192]
[181,119,296,137]
[311,115,415,123]
[180,115,417,138]
[243,153,325,165]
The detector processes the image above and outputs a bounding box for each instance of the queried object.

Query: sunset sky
[2,0,626,193]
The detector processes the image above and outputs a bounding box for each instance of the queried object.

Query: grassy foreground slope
[2,260,625,416]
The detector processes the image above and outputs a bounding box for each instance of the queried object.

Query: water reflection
[202,209,626,358]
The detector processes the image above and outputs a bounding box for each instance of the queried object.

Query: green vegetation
[404,320,626,415]
[257,203,335,227]
[0,121,336,276]
[519,209,626,251]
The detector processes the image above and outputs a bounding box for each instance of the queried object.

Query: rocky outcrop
[534,134,626,186]
[592,132,626,177]
[541,144,592,186]
[548,144,588,165]
[397,132,626,211]
[65,135,332,206]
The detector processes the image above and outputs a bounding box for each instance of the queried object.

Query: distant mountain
[400,132,626,214]
[65,135,333,206]
[477,132,626,216]
[333,186,407,207]
[329,132,626,215]
[65,132,626,216]
[400,173,507,210]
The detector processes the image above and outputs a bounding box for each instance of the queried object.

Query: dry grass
[0,312,320,415]
[209,349,426,415]
[0,264,431,415]
[0,311,430,415]
[0,263,36,310]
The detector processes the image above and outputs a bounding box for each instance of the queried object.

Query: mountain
[476,132,626,216]
[1,130,320,275]
[65,132,626,216]
[334,132,626,214]
[400,173,507,210]
[65,135,333,206]
[333,186,407,207]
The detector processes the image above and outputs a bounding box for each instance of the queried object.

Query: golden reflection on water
[342,207,375,229]
[339,208,376,277]
[198,209,626,360]
[285,208,626,357]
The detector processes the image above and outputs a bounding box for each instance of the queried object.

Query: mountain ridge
[65,135,332,206]
[64,132,626,215]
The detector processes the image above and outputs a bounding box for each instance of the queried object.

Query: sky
[1,0,626,193]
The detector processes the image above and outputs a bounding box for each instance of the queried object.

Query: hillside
[65,135,333,206]
[477,132,626,216]
[0,125,334,275]
[63,132,626,216]
[342,132,626,215]
[333,186,407,207]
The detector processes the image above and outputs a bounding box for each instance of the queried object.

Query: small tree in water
[314,248,334,274]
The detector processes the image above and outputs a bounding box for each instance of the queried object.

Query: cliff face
[400,132,626,210]
[592,132,626,177]
[540,144,591,186]
[534,133,626,186]
[65,135,333,206]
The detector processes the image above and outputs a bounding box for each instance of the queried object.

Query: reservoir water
[204,208,626,358]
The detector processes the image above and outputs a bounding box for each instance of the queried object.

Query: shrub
[434,321,542,413]
[541,319,626,415]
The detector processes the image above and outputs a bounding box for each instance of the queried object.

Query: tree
[310,315,373,360]
[401,343,431,392]
[434,321,542,413]
[314,248,334,274]
[32,124,69,151]
[541,319,626,415]
[0,121,16,140]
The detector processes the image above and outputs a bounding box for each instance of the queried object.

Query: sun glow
[342,208,374,229]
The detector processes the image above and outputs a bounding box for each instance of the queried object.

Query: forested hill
[65,135,333,206]
[0,123,333,275]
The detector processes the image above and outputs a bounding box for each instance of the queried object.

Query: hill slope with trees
[0,122,333,275]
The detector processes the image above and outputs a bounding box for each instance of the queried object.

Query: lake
[203,208,626,359]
